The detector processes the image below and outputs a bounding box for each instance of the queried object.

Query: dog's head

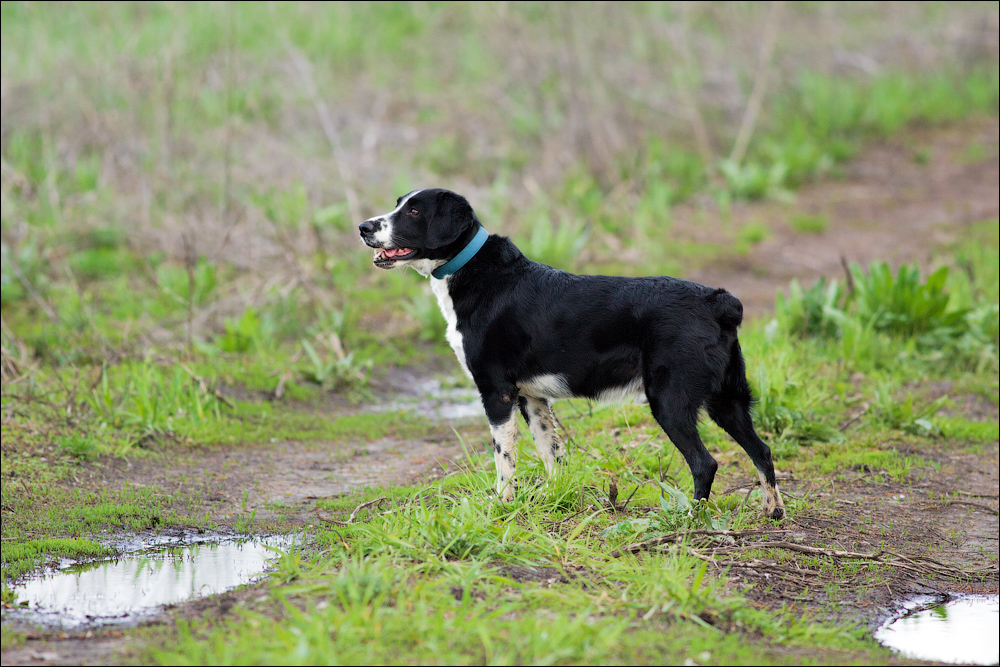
[358,189,478,273]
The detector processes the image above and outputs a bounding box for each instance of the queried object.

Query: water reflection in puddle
[373,378,483,421]
[8,535,293,628]
[875,594,999,665]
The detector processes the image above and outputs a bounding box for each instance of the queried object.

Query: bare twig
[348,496,387,523]
[619,484,642,513]
[668,7,718,179]
[273,370,292,401]
[951,490,1000,499]
[840,255,856,295]
[181,232,197,354]
[729,1,785,166]
[317,496,389,526]
[758,540,881,560]
[610,528,788,558]
[281,36,362,224]
[838,402,869,431]
[922,500,998,515]
[10,262,58,323]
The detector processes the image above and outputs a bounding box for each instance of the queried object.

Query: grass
[1,2,998,664]
[2,226,996,661]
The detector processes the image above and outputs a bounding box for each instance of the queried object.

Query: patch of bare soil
[107,433,472,528]
[679,117,999,316]
[705,439,999,628]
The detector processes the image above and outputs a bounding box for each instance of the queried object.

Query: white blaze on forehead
[373,189,424,247]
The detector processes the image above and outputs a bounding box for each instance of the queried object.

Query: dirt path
[681,117,999,316]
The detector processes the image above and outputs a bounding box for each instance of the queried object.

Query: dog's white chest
[431,277,472,380]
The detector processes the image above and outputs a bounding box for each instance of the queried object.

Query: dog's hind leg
[644,372,718,501]
[519,397,564,476]
[706,343,785,520]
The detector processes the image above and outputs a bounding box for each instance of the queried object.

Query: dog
[359,188,785,519]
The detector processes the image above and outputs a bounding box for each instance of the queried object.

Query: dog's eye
[409,209,419,216]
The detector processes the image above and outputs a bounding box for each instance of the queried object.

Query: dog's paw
[764,505,785,521]
[496,481,517,503]
[761,494,786,521]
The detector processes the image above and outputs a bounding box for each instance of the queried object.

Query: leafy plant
[775,277,847,338]
[218,307,274,354]
[750,348,843,446]
[789,214,828,234]
[403,289,447,342]
[718,159,790,201]
[299,338,370,392]
[870,383,948,437]
[851,262,964,337]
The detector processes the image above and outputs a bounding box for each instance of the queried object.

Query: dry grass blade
[610,528,788,558]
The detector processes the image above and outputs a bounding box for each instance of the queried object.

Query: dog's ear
[426,192,475,249]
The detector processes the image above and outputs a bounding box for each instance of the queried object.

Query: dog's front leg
[483,391,520,502]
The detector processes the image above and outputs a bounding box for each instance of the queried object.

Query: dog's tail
[707,288,743,329]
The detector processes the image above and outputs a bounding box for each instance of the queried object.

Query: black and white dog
[359,188,785,519]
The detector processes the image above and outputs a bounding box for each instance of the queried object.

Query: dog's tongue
[376,247,413,259]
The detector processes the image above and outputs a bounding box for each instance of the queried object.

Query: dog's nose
[359,219,377,236]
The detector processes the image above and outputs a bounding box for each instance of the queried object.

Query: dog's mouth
[373,247,416,268]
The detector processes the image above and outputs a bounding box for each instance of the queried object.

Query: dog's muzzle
[359,218,416,268]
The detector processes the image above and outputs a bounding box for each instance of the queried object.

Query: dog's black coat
[360,189,783,518]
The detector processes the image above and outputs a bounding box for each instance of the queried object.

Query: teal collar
[432,226,488,279]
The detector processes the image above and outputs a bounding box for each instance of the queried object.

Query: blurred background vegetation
[1,1,997,432]
[1,7,998,646]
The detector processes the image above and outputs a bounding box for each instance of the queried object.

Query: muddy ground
[2,120,998,665]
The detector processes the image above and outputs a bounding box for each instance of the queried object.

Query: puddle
[874,594,999,665]
[5,534,294,628]
[373,377,483,421]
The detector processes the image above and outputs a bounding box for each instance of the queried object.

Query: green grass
[2,227,996,663]
[1,3,998,663]
[1,538,113,584]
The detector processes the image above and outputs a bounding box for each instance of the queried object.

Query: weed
[718,159,790,201]
[789,214,828,234]
[264,541,306,585]
[738,221,772,247]
[299,338,370,392]
[869,383,948,436]
[519,211,591,270]
[774,277,847,338]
